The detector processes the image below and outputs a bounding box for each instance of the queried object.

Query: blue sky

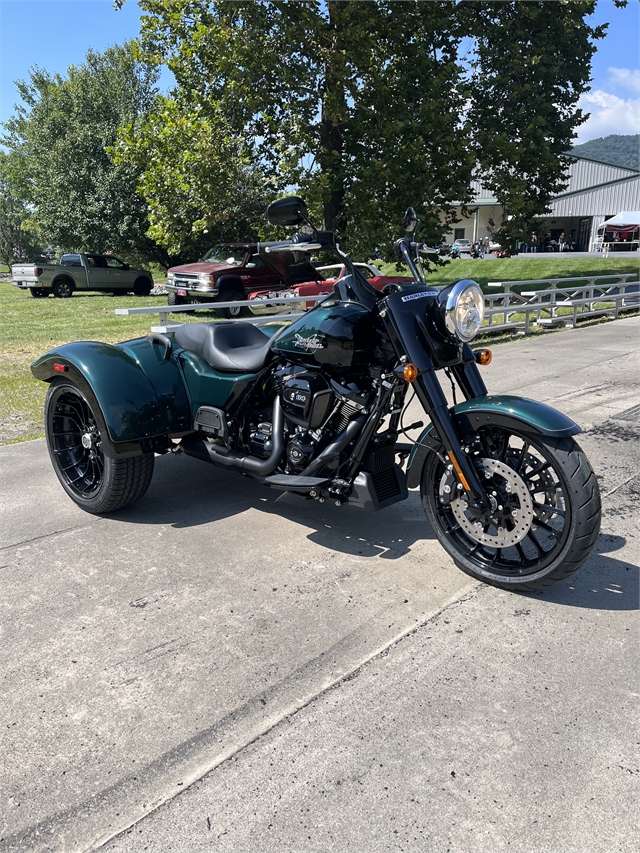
[1,0,638,143]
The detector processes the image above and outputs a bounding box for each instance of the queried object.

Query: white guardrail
[115,274,639,336]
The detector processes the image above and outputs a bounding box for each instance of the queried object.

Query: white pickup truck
[11,253,154,298]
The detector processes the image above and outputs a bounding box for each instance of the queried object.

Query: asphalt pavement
[1,316,638,853]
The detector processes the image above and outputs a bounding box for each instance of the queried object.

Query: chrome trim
[444,279,484,342]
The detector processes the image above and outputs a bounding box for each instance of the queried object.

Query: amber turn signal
[403,363,419,383]
[474,349,492,366]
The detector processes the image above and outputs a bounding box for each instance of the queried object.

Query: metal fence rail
[484,273,638,328]
[114,275,640,336]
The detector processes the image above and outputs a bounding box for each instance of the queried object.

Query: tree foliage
[114,98,268,258]
[572,134,640,171]
[463,0,604,248]
[127,0,605,257]
[131,0,475,259]
[0,151,46,266]
[2,42,168,265]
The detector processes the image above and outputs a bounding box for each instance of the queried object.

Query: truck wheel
[167,291,186,309]
[29,288,48,298]
[45,378,155,514]
[133,277,152,297]
[215,291,247,319]
[53,278,74,298]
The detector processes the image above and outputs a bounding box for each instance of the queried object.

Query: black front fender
[406,394,580,489]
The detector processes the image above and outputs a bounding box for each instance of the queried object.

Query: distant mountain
[572,134,640,171]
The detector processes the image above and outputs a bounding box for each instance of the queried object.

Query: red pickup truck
[165,243,322,318]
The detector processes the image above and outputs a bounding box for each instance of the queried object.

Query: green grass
[377,255,639,292]
[1,254,638,446]
[0,284,220,444]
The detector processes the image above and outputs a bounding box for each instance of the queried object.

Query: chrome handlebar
[264,242,324,253]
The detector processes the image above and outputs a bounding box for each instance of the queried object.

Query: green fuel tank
[270,298,378,375]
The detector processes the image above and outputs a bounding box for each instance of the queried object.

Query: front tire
[167,290,186,309]
[421,424,601,591]
[45,379,155,514]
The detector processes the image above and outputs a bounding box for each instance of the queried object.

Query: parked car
[165,243,322,318]
[246,262,416,314]
[450,238,472,255]
[11,253,154,298]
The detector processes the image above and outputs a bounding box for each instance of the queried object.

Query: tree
[2,42,169,265]
[114,98,268,258]
[131,0,475,259]
[0,151,45,267]
[572,134,640,171]
[463,1,604,249]
[124,0,605,257]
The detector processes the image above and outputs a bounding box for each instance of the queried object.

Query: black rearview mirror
[267,196,309,227]
[403,207,418,232]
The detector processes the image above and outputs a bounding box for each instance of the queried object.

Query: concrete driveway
[1,316,638,853]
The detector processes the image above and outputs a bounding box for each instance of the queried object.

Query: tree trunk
[319,2,348,237]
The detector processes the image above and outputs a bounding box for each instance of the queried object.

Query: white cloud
[575,89,640,143]
[608,67,640,94]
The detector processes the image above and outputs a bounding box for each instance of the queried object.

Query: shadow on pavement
[530,534,638,611]
[103,455,638,606]
[114,451,436,560]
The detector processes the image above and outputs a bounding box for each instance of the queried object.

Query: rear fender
[406,394,580,489]
[31,339,191,457]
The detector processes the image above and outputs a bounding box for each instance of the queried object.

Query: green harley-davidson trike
[32,198,601,591]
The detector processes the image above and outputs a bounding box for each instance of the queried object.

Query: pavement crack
[603,470,640,499]
[0,520,103,552]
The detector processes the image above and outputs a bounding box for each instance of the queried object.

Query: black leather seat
[173,322,274,372]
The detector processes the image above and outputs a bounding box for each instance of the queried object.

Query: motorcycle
[32,198,601,591]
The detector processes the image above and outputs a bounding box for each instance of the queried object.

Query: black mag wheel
[421,424,601,591]
[45,379,155,514]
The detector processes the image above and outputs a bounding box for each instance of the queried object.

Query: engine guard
[406,394,581,489]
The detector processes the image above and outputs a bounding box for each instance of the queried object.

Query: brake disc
[450,457,534,548]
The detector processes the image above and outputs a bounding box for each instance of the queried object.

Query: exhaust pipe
[180,397,285,476]
[301,414,366,477]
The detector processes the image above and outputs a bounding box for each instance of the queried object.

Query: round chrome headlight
[444,279,484,342]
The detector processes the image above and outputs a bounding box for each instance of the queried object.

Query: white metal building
[447,155,640,251]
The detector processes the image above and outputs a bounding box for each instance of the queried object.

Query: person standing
[531,233,538,253]
[559,232,566,252]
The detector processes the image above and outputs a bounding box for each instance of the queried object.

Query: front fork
[414,364,491,512]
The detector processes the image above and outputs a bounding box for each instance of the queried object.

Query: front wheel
[45,379,155,514]
[421,424,600,591]
[167,290,185,309]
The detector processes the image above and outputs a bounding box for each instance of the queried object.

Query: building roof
[466,154,640,215]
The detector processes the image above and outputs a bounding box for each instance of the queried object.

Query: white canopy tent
[594,212,639,254]
[597,212,640,229]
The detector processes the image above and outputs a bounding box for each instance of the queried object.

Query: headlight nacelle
[444,279,485,342]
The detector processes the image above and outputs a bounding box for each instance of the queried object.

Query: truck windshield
[201,246,247,264]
